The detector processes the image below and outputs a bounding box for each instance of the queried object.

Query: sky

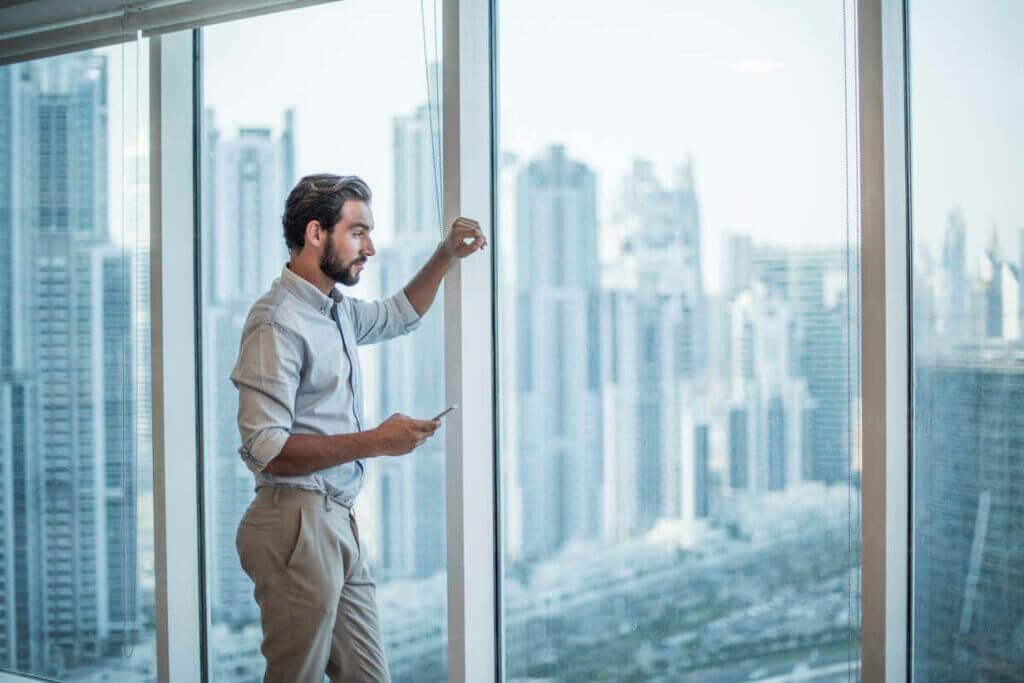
[908,0,1024,270]
[102,0,1022,293]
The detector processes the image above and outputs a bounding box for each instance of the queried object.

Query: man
[232,174,485,682]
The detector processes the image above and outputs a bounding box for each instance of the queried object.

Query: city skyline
[3,74,1018,676]
[6,83,1015,679]
[1,4,1021,675]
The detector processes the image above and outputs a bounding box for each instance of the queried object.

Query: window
[909,2,1024,679]
[0,42,154,681]
[199,3,448,680]
[496,1,862,680]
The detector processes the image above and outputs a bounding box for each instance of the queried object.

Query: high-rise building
[0,53,140,674]
[726,284,809,493]
[602,159,706,538]
[751,246,856,485]
[940,208,968,336]
[201,109,295,625]
[0,61,45,673]
[975,231,1020,341]
[204,112,293,305]
[514,145,602,559]
[616,159,704,300]
[913,341,1024,680]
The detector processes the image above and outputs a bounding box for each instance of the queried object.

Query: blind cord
[841,0,862,679]
[418,0,443,238]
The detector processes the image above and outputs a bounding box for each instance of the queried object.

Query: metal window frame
[442,0,500,680]
[860,0,912,681]
[149,29,205,683]
[0,0,340,66]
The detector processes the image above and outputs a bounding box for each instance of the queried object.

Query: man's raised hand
[441,217,487,259]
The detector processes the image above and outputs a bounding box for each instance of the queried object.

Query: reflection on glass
[910,2,1024,680]
[497,1,861,680]
[0,45,154,680]
[200,3,447,681]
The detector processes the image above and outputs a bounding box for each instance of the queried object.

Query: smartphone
[431,404,458,421]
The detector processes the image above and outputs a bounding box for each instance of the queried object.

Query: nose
[362,237,376,257]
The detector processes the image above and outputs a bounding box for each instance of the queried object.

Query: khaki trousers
[236,487,391,683]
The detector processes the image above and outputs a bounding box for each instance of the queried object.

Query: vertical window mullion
[442,0,498,680]
[149,30,203,683]
[860,0,911,680]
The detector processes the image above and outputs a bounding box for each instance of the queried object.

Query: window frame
[440,0,500,681]
[149,29,205,683]
[859,0,912,680]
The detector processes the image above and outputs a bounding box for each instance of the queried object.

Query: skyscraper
[0,52,139,674]
[914,341,1024,681]
[751,246,856,485]
[726,284,809,493]
[0,61,45,673]
[602,159,706,537]
[514,145,602,559]
[940,209,968,336]
[204,114,293,305]
[976,231,1020,341]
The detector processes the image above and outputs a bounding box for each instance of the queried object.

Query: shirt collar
[279,264,343,316]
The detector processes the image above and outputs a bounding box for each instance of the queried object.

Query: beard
[320,239,365,286]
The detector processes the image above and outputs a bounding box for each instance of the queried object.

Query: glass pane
[200,3,447,681]
[0,42,155,681]
[909,2,1024,680]
[496,1,862,680]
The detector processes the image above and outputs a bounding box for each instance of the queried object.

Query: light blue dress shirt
[231,265,422,507]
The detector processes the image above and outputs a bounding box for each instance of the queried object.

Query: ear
[304,219,324,248]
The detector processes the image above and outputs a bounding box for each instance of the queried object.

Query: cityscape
[0,47,1021,683]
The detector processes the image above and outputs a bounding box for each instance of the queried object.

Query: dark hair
[282,174,372,251]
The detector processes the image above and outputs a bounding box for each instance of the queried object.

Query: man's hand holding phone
[373,413,441,456]
[371,405,456,457]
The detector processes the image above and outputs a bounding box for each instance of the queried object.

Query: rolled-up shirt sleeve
[230,321,303,472]
[349,288,423,346]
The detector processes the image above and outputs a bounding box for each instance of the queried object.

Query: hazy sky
[104,0,1021,292]
[908,0,1024,269]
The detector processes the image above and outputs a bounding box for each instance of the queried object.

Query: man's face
[320,200,375,286]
